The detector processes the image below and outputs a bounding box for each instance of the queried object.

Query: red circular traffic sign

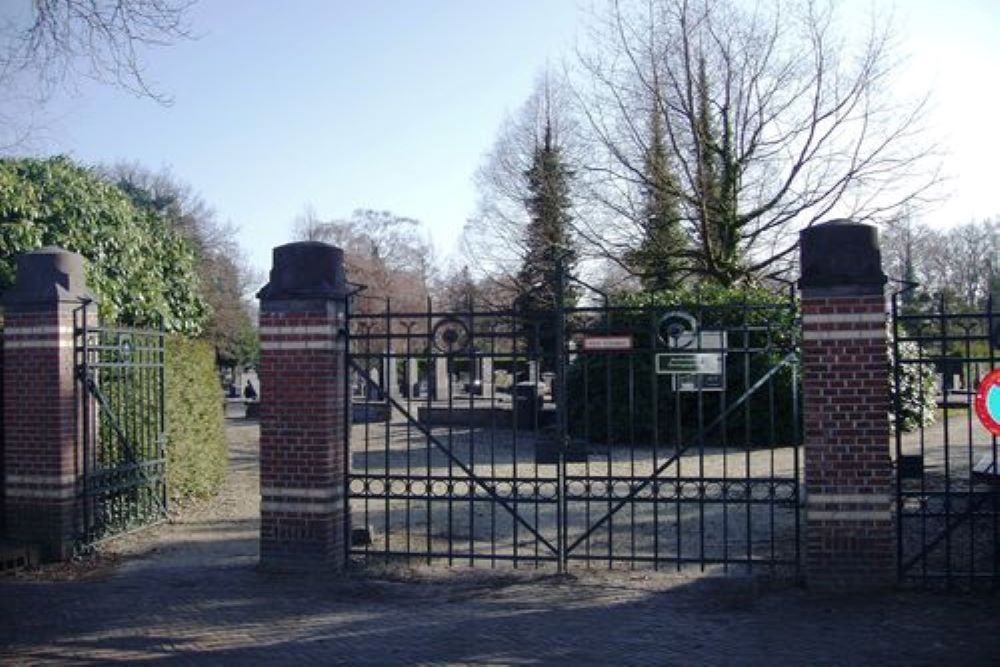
[974,369,1000,435]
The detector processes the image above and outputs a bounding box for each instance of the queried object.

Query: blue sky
[16,0,1000,275]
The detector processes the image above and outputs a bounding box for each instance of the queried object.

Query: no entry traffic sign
[974,369,1000,435]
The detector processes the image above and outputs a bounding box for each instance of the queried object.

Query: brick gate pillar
[256,242,349,572]
[799,220,895,590]
[2,247,97,560]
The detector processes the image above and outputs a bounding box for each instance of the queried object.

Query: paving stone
[1,417,997,666]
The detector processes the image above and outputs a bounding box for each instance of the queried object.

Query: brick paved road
[1,416,997,666]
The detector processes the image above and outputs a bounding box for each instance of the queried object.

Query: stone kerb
[798,220,895,590]
[256,242,349,572]
[2,247,97,561]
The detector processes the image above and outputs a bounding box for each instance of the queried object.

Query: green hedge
[165,336,227,498]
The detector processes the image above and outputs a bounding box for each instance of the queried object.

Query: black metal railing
[892,290,999,590]
[76,305,166,547]
[0,318,5,538]
[346,284,801,574]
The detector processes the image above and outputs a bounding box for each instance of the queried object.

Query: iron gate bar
[900,492,996,574]
[563,351,799,557]
[77,307,166,547]
[892,287,999,589]
[348,358,560,557]
[348,286,800,571]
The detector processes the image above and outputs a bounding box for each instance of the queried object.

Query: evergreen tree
[515,119,576,369]
[626,99,687,290]
[694,57,742,284]
[516,121,576,312]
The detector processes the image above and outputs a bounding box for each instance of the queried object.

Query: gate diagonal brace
[565,351,799,556]
[77,367,167,516]
[350,359,559,556]
[900,492,997,575]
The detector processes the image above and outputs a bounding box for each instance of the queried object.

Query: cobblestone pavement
[2,416,998,666]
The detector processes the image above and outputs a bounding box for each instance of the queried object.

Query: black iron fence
[76,305,167,547]
[0,318,4,538]
[347,286,801,573]
[892,291,1000,589]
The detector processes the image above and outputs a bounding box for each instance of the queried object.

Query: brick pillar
[799,220,895,590]
[2,247,97,560]
[257,242,349,572]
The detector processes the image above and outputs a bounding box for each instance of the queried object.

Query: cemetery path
[1,414,998,665]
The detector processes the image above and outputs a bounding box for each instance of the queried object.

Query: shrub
[165,336,227,498]
[0,156,207,333]
[889,339,938,432]
[566,284,800,447]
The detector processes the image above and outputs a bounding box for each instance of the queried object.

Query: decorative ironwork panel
[346,284,801,573]
[76,305,166,547]
[893,290,1000,590]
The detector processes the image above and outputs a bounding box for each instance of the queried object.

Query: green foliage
[889,340,938,432]
[567,284,800,446]
[234,321,260,370]
[165,336,227,498]
[516,124,576,371]
[109,164,256,366]
[0,156,207,334]
[626,106,687,290]
[516,124,576,313]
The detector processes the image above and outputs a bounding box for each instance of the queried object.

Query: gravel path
[1,415,998,666]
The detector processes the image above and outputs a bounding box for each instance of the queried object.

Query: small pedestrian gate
[76,307,167,546]
[346,288,801,573]
[892,291,1000,589]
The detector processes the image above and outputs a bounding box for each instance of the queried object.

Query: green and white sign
[656,331,727,392]
[655,353,722,374]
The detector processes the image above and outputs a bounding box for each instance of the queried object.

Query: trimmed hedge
[165,336,227,498]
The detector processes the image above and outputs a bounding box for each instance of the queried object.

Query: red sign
[974,369,1000,435]
[581,335,633,352]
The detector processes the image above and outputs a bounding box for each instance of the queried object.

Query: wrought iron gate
[0,319,5,538]
[892,291,1000,589]
[347,288,801,573]
[76,306,167,546]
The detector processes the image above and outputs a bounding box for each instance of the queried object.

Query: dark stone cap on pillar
[256,241,347,302]
[1,246,98,309]
[799,220,887,296]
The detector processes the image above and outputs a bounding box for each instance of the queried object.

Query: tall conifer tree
[627,95,687,290]
[515,114,576,370]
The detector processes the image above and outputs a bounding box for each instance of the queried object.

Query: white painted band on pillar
[259,325,341,336]
[807,493,892,505]
[259,340,345,351]
[800,313,886,324]
[808,509,893,521]
[802,329,886,341]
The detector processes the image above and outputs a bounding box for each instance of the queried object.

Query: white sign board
[656,331,726,392]
[655,353,722,374]
[581,335,633,352]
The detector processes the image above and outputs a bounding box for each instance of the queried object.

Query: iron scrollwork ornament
[432,317,471,354]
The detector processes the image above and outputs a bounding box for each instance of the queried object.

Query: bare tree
[883,216,997,310]
[0,1,194,149]
[292,207,436,313]
[106,162,259,365]
[1,0,193,100]
[572,0,940,284]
